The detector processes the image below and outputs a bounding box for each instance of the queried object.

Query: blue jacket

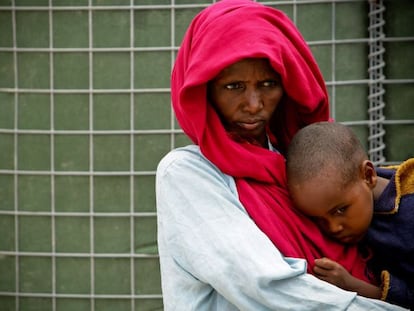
[365,158,414,309]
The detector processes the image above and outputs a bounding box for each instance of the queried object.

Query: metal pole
[368,0,386,165]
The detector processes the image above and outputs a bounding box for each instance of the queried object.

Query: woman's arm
[156,146,407,311]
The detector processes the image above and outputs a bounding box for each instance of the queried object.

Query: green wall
[0,1,413,310]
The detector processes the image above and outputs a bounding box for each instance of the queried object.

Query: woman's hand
[313,257,381,299]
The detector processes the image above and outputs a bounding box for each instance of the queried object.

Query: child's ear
[361,160,377,188]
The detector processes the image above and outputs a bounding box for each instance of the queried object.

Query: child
[286,121,414,309]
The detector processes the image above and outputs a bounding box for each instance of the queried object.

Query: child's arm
[313,257,382,300]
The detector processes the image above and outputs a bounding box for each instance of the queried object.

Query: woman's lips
[237,120,263,131]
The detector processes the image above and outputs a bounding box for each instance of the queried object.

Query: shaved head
[286,122,368,188]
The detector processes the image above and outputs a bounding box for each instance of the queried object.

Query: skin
[208,58,284,147]
[289,160,390,299]
[290,161,377,245]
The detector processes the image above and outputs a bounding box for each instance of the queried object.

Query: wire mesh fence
[0,1,413,310]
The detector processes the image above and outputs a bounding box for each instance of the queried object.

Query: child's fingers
[313,264,328,277]
[314,257,336,269]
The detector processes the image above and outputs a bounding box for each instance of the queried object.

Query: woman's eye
[262,80,280,87]
[225,82,243,90]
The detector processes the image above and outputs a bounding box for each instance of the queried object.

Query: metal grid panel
[0,1,413,310]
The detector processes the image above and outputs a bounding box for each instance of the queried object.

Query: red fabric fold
[171,0,370,282]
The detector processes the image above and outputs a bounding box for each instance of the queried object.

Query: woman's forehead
[214,58,277,79]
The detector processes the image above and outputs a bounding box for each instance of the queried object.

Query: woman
[156,0,406,310]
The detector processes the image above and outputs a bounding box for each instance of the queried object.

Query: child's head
[286,122,377,244]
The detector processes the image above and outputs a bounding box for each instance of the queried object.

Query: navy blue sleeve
[386,273,414,310]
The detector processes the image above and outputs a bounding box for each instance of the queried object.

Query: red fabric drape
[171,0,370,282]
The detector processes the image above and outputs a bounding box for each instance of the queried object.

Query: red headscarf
[171,0,370,282]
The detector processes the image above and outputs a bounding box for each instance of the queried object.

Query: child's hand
[313,257,382,299]
[313,257,355,290]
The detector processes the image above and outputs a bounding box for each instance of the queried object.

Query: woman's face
[209,58,284,147]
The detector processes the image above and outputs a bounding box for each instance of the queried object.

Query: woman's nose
[244,89,263,113]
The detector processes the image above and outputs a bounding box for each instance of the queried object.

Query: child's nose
[327,221,343,234]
